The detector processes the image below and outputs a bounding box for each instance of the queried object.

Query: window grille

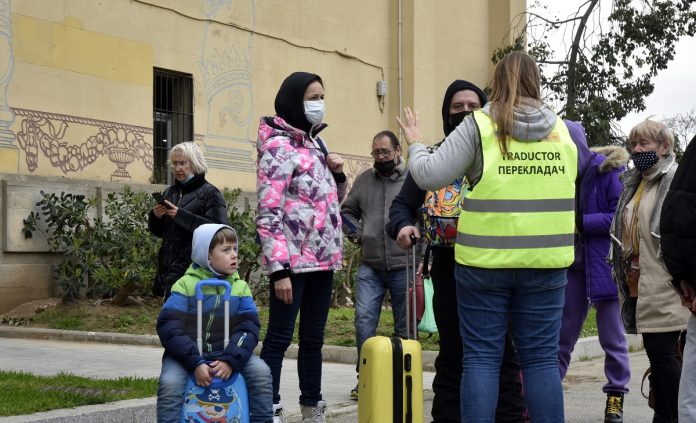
[153,68,193,184]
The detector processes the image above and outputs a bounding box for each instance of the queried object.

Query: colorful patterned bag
[420,176,467,247]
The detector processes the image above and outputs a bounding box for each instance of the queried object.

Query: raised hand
[395,107,423,146]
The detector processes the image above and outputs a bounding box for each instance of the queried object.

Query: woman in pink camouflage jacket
[256,72,347,423]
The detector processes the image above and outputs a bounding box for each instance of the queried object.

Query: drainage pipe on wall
[397,0,403,138]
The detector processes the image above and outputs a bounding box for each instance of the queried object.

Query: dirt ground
[0,297,161,334]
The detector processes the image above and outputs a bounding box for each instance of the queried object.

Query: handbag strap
[640,367,651,400]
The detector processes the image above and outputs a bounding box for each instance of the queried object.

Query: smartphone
[152,192,166,205]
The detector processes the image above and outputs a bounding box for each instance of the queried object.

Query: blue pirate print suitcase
[181,280,250,423]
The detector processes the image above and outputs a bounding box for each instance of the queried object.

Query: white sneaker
[272,403,287,423]
[300,400,327,423]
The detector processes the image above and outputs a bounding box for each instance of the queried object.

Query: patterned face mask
[631,150,659,172]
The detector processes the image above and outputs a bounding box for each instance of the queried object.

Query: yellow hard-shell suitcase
[358,237,424,423]
[357,336,423,423]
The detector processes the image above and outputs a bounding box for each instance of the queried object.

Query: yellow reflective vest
[454,111,578,269]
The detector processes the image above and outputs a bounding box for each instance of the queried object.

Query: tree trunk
[111,283,136,307]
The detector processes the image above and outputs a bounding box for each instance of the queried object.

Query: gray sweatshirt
[408,102,559,191]
[341,159,411,271]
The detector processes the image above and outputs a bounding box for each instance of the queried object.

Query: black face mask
[447,110,472,134]
[374,159,397,175]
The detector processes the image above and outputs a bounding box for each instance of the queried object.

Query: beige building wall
[0,0,526,312]
[0,0,526,188]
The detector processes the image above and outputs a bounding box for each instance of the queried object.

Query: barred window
[153,68,193,184]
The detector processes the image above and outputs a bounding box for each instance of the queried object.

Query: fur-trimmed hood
[591,146,629,173]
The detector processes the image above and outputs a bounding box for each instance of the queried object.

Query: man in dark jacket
[148,141,229,299]
[386,80,527,423]
[660,135,696,422]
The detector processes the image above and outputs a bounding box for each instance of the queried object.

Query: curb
[0,397,359,423]
[0,398,156,423]
[0,325,639,371]
[0,326,438,371]
[571,333,643,362]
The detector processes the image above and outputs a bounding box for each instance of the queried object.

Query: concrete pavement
[0,336,434,422]
[0,330,655,422]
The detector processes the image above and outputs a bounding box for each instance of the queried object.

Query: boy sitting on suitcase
[156,223,273,423]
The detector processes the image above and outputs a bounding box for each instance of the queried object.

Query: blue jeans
[355,264,407,371]
[260,270,333,406]
[455,264,567,423]
[156,354,273,423]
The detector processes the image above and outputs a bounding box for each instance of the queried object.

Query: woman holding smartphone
[148,141,229,299]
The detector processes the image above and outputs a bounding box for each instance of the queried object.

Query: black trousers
[429,248,527,422]
[642,331,682,421]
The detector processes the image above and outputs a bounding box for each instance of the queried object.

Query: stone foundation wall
[0,173,254,313]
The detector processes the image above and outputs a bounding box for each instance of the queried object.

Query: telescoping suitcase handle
[195,279,232,356]
[405,235,418,340]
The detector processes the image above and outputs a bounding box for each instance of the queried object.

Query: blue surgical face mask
[183,173,195,183]
[631,150,659,172]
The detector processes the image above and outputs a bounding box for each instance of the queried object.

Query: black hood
[274,72,323,135]
[441,79,488,136]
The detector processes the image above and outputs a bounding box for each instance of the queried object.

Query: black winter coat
[386,170,425,241]
[661,136,696,291]
[148,174,229,297]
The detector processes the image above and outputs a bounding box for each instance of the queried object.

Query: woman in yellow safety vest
[397,51,585,423]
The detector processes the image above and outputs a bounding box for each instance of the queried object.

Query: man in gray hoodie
[341,129,411,398]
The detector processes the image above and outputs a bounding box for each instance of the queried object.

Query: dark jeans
[643,331,682,421]
[260,270,333,407]
[430,248,526,423]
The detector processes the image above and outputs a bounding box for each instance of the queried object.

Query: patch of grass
[30,300,161,335]
[579,307,599,338]
[0,371,157,416]
[32,306,87,330]
[257,306,440,351]
[21,299,600,352]
[23,301,441,350]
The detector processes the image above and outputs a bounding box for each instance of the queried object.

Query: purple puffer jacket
[570,146,629,301]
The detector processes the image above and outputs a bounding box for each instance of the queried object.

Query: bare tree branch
[566,0,600,114]
[527,12,584,26]
[538,60,571,65]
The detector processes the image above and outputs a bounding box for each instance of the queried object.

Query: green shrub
[90,188,160,304]
[333,235,361,307]
[222,188,267,298]
[23,187,160,303]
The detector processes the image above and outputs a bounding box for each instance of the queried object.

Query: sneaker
[604,392,624,423]
[272,403,287,423]
[300,400,327,423]
[350,383,359,399]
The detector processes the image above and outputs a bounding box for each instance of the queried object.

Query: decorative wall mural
[199,0,256,172]
[0,0,16,148]
[13,108,153,180]
[340,152,373,191]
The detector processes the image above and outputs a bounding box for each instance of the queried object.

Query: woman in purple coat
[558,144,631,423]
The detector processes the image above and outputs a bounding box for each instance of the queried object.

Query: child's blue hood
[191,223,238,277]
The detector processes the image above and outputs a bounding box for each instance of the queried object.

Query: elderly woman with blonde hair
[148,141,229,298]
[609,119,690,423]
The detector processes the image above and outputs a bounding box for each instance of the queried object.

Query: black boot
[604,392,624,423]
